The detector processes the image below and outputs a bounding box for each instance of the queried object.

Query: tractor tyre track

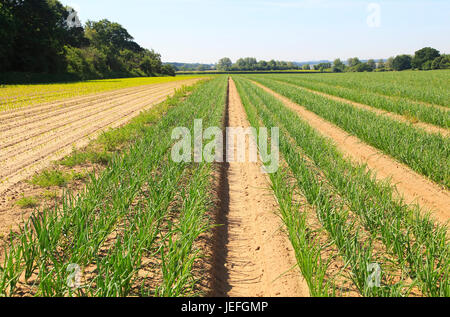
[211,78,309,297]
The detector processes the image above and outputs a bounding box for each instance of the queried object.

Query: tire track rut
[211,78,309,297]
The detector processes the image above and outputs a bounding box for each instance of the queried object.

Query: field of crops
[269,70,450,107]
[0,77,203,197]
[234,73,449,296]
[0,70,448,297]
[0,76,200,112]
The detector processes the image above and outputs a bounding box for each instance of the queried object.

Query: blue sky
[59,0,450,63]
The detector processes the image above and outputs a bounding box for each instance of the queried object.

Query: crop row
[268,71,450,107]
[245,76,450,188]
[233,76,449,297]
[258,74,449,128]
[0,76,227,297]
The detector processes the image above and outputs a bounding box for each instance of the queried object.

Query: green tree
[314,63,331,72]
[367,59,376,71]
[257,60,268,70]
[268,60,277,70]
[161,64,176,76]
[302,64,311,70]
[244,57,258,70]
[281,61,289,70]
[412,47,440,70]
[421,60,432,70]
[1,0,165,81]
[233,57,255,70]
[217,57,232,71]
[3,0,76,73]
[235,58,246,70]
[392,55,412,71]
[85,19,136,52]
[65,46,93,79]
[354,62,373,72]
[347,57,361,68]
[139,49,162,75]
[196,64,207,71]
[0,1,15,71]
[431,55,450,69]
[63,7,89,48]
[332,58,345,72]
[286,62,297,70]
[385,57,394,71]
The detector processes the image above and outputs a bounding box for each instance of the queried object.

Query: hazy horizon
[60,0,450,64]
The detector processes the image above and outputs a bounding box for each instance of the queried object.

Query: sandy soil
[0,84,161,121]
[253,81,450,225]
[0,79,200,197]
[211,78,309,297]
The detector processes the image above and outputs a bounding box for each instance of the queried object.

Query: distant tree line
[0,0,175,80]
[168,63,215,72]
[215,48,449,74]
[330,47,449,73]
[217,57,300,71]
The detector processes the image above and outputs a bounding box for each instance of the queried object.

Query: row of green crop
[233,76,449,297]
[246,76,450,188]
[236,76,401,296]
[265,71,450,107]
[0,76,228,297]
[258,74,449,129]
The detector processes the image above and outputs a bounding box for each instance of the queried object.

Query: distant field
[264,69,450,107]
[176,69,321,75]
[0,75,201,112]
